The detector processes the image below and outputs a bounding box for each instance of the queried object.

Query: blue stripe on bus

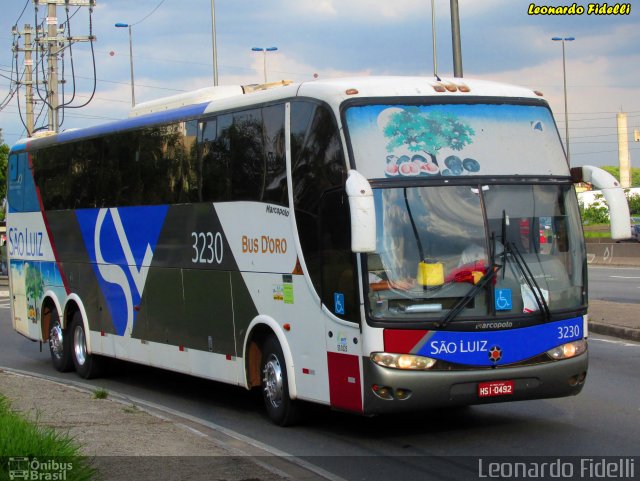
[416,317,583,366]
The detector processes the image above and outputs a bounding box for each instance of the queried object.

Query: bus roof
[13,76,545,151]
[296,76,543,101]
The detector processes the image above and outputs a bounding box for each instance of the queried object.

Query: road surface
[1,289,638,480]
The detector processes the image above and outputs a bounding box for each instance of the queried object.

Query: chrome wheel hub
[263,354,284,408]
[73,325,87,366]
[49,323,64,359]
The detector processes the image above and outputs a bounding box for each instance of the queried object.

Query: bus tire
[70,312,103,379]
[49,310,74,372]
[261,335,299,426]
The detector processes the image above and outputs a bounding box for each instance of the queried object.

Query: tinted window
[290,101,350,306]
[201,115,231,202]
[199,104,287,205]
[32,102,288,211]
[320,189,358,322]
[262,104,287,206]
[33,121,199,209]
[230,109,265,201]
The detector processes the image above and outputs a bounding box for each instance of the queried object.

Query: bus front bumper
[361,353,588,415]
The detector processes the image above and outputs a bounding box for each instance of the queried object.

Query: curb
[0,366,341,481]
[589,322,640,343]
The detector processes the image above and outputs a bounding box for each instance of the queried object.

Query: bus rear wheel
[261,335,299,426]
[49,310,73,372]
[71,312,103,379]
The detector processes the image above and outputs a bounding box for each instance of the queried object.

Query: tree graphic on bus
[380,107,476,177]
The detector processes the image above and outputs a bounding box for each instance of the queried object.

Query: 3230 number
[191,232,224,264]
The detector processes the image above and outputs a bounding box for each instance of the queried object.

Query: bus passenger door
[319,189,364,413]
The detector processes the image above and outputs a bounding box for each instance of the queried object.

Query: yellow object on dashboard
[417,261,444,286]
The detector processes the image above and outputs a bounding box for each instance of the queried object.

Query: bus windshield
[366,183,585,323]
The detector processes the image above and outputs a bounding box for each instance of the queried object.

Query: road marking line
[591,337,639,348]
[609,276,640,279]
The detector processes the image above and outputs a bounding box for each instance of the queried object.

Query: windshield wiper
[439,232,501,328]
[505,241,551,322]
[438,265,500,328]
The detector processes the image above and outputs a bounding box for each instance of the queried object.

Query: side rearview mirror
[571,165,632,240]
[345,170,376,253]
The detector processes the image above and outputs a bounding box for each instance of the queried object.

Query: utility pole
[617,112,631,188]
[32,0,97,133]
[24,25,34,135]
[11,24,36,136]
[46,2,59,131]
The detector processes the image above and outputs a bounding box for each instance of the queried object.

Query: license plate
[478,380,514,398]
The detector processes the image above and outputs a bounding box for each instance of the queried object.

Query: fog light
[372,385,394,400]
[395,388,412,400]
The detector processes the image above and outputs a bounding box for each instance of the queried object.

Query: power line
[14,0,30,26]
[132,0,168,26]
[572,147,640,156]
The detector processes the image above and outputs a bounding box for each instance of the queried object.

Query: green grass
[0,395,97,481]
[583,230,612,239]
[583,223,612,239]
[92,388,108,400]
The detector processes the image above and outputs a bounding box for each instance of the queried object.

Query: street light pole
[450,0,463,78]
[252,47,277,83]
[211,0,218,86]
[552,36,575,165]
[115,23,136,107]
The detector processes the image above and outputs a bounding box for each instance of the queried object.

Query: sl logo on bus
[76,206,168,336]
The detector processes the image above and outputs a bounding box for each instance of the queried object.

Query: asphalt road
[588,265,640,304]
[1,291,639,481]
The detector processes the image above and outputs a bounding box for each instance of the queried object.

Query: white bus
[7,77,631,425]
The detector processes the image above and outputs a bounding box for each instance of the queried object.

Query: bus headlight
[371,352,436,370]
[546,340,587,360]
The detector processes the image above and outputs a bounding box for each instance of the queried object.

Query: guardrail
[586,241,640,266]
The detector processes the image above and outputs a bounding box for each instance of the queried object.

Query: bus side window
[230,109,265,202]
[262,104,287,206]
[9,153,19,182]
[8,153,23,212]
[200,114,232,202]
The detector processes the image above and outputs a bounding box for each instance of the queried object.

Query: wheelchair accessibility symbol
[495,289,513,311]
[334,292,345,315]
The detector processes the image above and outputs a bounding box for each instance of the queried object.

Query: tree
[627,191,640,216]
[601,165,640,187]
[579,194,610,224]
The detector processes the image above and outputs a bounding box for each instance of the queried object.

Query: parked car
[632,224,640,242]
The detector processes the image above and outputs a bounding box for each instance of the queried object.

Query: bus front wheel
[261,335,299,426]
[70,312,103,379]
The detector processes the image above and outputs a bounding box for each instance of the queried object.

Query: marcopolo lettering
[265,205,289,217]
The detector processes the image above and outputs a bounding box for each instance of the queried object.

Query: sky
[1,0,639,168]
